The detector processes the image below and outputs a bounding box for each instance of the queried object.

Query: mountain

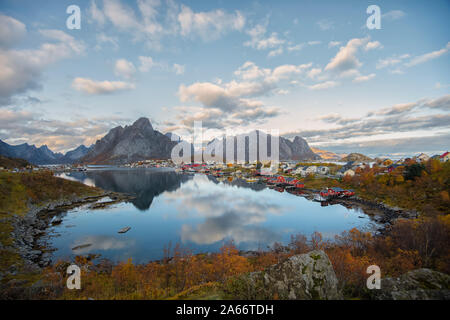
[340,153,373,163]
[310,147,341,161]
[80,117,178,164]
[0,139,91,165]
[59,145,92,163]
[0,139,62,165]
[281,136,320,160]
[205,131,319,161]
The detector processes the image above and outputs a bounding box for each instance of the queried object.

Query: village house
[338,168,355,177]
[416,153,430,162]
[440,151,449,162]
[317,166,330,175]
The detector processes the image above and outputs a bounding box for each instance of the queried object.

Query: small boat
[72,243,92,251]
[246,178,259,183]
[118,226,131,234]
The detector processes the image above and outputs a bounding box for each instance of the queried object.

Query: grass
[0,171,103,281]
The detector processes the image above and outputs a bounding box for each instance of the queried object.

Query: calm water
[50,168,378,263]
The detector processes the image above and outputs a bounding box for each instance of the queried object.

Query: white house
[317,166,330,175]
[416,153,430,162]
[304,166,317,175]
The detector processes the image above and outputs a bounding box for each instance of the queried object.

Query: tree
[404,163,425,181]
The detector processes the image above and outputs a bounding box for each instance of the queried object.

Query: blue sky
[0,0,449,157]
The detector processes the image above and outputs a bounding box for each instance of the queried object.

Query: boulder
[371,268,450,300]
[228,250,342,300]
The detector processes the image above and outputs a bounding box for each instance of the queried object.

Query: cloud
[308,81,338,90]
[138,56,156,72]
[94,32,119,50]
[88,0,106,26]
[244,23,287,57]
[320,133,449,157]
[268,47,283,57]
[114,58,136,79]
[365,41,383,51]
[88,0,244,48]
[328,41,341,48]
[316,19,334,30]
[173,63,185,75]
[0,108,131,152]
[405,42,450,67]
[283,95,450,153]
[376,54,410,69]
[72,77,135,94]
[0,17,85,105]
[307,68,322,79]
[178,4,245,40]
[234,61,271,80]
[382,10,406,21]
[353,73,376,83]
[0,14,26,48]
[325,37,368,73]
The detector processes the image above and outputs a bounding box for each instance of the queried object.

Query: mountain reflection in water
[62,168,191,210]
[52,168,378,263]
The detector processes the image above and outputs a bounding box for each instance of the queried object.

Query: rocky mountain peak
[132,117,153,132]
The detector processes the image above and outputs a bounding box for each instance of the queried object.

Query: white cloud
[307,68,322,79]
[308,40,321,46]
[308,81,338,90]
[138,56,156,72]
[268,47,283,57]
[234,61,270,80]
[0,20,85,105]
[353,73,376,83]
[173,63,185,75]
[72,77,135,94]
[88,0,106,26]
[95,33,119,51]
[382,10,406,21]
[376,54,410,69]
[287,43,304,52]
[316,19,334,30]
[0,14,26,48]
[269,63,312,82]
[114,58,136,79]
[405,42,450,67]
[328,41,341,48]
[365,41,383,51]
[325,37,368,73]
[88,0,244,48]
[178,4,245,40]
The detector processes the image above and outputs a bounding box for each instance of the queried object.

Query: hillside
[0,156,31,169]
[310,147,341,160]
[340,152,373,163]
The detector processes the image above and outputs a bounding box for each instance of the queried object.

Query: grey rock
[371,268,450,300]
[232,250,342,300]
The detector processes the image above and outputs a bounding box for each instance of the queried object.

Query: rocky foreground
[229,250,449,300]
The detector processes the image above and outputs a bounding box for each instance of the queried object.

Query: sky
[0,0,449,158]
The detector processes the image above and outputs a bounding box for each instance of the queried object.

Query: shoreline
[4,191,135,278]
